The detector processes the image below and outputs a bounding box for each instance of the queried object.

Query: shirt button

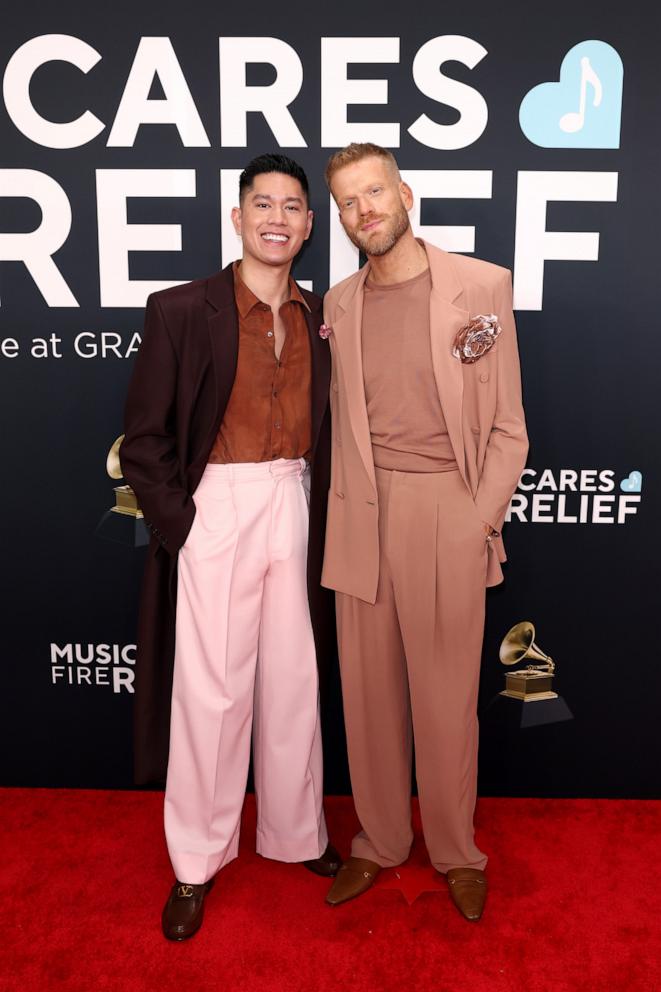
[267,331,274,338]
[274,422,281,430]
[479,372,489,383]
[273,391,278,397]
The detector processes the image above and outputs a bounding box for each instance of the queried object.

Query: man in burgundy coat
[122,155,338,941]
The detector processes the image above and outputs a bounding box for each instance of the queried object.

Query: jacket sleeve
[121,293,195,555]
[322,291,336,329]
[474,270,529,533]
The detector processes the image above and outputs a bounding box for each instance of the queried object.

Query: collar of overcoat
[204,262,329,459]
[329,240,471,490]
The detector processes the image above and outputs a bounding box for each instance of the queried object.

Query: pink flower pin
[452,314,501,364]
[319,323,333,339]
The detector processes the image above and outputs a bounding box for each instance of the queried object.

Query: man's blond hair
[324,143,400,191]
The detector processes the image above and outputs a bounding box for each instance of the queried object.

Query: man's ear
[231,206,242,235]
[304,209,314,241]
[399,182,414,211]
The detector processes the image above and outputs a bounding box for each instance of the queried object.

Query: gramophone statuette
[107,434,142,518]
[95,434,148,547]
[499,621,558,701]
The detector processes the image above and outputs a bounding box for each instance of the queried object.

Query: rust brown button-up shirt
[207,262,312,464]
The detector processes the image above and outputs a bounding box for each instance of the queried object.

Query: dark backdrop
[2,0,659,796]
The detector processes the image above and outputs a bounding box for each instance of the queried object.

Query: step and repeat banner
[2,1,659,795]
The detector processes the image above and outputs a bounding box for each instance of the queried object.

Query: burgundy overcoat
[122,263,334,785]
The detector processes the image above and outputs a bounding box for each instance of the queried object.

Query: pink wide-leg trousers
[164,458,328,885]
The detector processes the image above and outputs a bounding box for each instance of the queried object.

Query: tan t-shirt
[362,268,457,473]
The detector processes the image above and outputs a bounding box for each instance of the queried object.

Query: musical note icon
[519,40,622,148]
[559,57,603,134]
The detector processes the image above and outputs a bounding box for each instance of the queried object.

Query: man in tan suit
[322,143,528,920]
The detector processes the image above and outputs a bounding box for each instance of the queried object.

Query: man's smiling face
[232,172,313,268]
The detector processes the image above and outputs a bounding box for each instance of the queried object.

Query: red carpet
[2,790,660,992]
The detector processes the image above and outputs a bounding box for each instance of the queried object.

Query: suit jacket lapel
[426,243,470,485]
[205,265,239,448]
[332,265,376,491]
[303,302,330,458]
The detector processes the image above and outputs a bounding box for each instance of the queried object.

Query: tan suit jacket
[321,239,528,603]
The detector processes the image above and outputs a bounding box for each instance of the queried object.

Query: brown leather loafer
[303,842,342,878]
[161,878,215,941]
[325,857,381,906]
[446,868,487,921]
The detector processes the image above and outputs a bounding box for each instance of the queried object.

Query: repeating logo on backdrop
[519,40,623,148]
[50,643,135,693]
[507,467,642,525]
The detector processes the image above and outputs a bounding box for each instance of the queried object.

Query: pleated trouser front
[164,458,328,885]
[336,466,488,874]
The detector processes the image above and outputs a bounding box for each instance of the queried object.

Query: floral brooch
[319,323,333,339]
[452,314,501,364]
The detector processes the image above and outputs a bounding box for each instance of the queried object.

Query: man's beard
[347,202,410,257]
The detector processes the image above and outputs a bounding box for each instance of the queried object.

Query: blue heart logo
[620,471,642,493]
[519,40,623,148]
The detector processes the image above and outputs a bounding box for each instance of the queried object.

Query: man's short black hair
[239,153,309,203]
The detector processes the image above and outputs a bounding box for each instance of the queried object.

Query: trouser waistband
[201,457,307,482]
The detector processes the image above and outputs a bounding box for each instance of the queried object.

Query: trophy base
[111,505,144,519]
[112,484,142,516]
[486,692,573,728]
[95,509,149,548]
[500,689,558,702]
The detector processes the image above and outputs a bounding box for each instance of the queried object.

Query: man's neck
[238,256,293,309]
[367,229,429,286]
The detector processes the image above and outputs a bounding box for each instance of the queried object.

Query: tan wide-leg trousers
[336,466,488,874]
